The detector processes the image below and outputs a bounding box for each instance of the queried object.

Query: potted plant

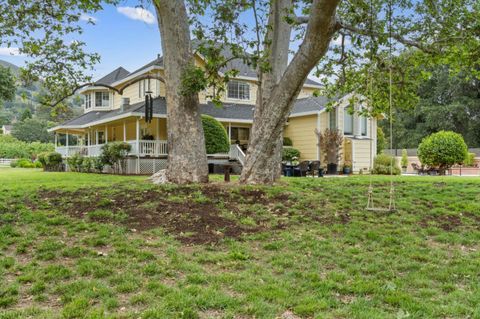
[401,149,408,173]
[343,161,352,175]
[316,128,343,175]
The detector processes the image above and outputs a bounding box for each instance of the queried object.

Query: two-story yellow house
[49,50,377,174]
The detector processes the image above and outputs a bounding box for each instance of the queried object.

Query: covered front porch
[54,117,169,158]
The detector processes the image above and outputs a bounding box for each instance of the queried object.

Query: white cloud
[0,47,24,56]
[80,14,97,23]
[117,6,155,24]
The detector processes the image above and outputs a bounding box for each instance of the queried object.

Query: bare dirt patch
[31,183,351,245]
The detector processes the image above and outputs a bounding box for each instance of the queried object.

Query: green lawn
[1,167,480,318]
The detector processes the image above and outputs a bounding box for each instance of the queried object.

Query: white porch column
[105,125,108,143]
[87,131,90,146]
[66,131,69,157]
[95,130,99,145]
[123,121,126,142]
[136,118,140,174]
[228,123,232,142]
[316,112,321,161]
[54,133,58,148]
[136,118,140,151]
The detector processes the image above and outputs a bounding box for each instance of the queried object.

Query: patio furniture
[294,161,310,177]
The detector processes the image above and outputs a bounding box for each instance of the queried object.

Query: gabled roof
[95,67,130,85]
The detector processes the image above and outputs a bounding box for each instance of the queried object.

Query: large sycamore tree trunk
[240,0,340,184]
[153,0,209,184]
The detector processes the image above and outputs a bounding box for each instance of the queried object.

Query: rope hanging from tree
[366,0,396,212]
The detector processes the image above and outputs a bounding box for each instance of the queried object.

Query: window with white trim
[344,107,353,135]
[95,92,110,107]
[85,94,92,109]
[227,81,250,100]
[361,116,367,136]
[329,108,337,129]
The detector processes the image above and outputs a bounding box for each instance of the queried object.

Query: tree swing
[365,0,396,212]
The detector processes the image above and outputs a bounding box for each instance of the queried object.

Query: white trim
[111,65,162,87]
[316,112,321,161]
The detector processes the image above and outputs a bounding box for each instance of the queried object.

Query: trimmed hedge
[202,115,229,154]
[418,131,468,170]
[372,154,401,175]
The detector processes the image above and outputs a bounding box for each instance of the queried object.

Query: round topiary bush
[418,131,468,173]
[282,147,301,162]
[201,115,229,154]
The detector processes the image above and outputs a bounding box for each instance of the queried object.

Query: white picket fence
[0,158,13,166]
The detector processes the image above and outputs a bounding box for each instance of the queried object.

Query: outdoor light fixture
[145,90,153,123]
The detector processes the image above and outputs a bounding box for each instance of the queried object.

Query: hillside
[0,60,82,126]
[0,59,20,75]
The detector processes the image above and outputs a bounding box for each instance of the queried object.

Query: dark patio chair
[308,160,320,177]
[294,161,310,177]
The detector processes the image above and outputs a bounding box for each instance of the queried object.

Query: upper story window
[227,81,250,100]
[344,107,353,135]
[361,116,367,136]
[95,92,110,108]
[329,108,337,129]
[85,94,92,109]
[138,79,151,98]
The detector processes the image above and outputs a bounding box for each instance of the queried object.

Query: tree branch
[337,19,436,54]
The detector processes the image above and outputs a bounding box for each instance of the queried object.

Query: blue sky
[0,1,164,80]
[0,1,335,82]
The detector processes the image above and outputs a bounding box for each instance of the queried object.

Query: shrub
[38,152,63,171]
[92,157,105,173]
[82,157,93,173]
[66,153,83,172]
[283,137,293,146]
[201,115,229,154]
[418,131,468,172]
[463,152,476,167]
[372,154,401,175]
[282,147,300,162]
[100,142,131,174]
[10,158,36,168]
[401,149,408,168]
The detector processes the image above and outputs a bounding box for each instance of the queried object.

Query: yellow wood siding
[283,114,318,160]
[353,139,373,172]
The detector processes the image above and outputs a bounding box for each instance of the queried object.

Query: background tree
[0,66,16,106]
[382,66,480,149]
[20,108,32,122]
[11,119,52,143]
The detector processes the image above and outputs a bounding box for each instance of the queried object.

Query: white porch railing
[229,144,246,166]
[56,140,168,158]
